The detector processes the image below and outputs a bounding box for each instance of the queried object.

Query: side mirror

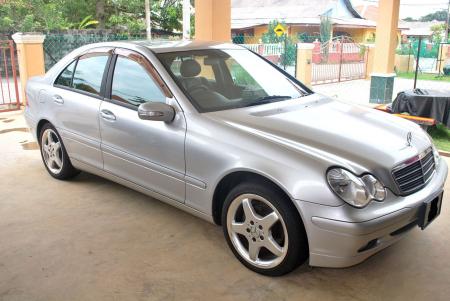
[138,102,175,122]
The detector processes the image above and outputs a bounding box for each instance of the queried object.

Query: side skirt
[71,158,215,224]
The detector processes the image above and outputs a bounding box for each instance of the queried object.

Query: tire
[39,123,80,180]
[222,181,308,276]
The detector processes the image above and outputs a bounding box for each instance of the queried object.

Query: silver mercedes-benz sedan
[24,41,447,276]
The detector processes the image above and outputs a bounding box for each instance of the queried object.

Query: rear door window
[72,54,109,96]
[54,60,76,87]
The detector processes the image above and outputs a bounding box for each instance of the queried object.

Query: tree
[319,15,332,62]
[96,0,106,29]
[0,0,186,34]
[420,9,448,22]
[261,20,296,67]
[430,23,446,44]
[145,0,151,39]
[0,0,72,31]
[261,20,286,43]
[320,15,332,43]
[154,0,182,32]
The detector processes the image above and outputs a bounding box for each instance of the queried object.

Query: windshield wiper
[244,95,293,107]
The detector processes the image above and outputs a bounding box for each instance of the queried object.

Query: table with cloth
[391,89,450,128]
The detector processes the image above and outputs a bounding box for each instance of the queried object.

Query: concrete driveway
[1,111,449,301]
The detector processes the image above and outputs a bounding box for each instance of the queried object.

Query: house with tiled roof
[231,0,404,43]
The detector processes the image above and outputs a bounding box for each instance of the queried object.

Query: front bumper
[295,157,448,268]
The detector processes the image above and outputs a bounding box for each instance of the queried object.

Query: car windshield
[156,49,309,112]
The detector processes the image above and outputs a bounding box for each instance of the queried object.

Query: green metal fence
[396,37,445,74]
[397,38,440,59]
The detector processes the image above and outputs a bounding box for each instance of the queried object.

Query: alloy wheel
[41,128,63,174]
[226,193,288,269]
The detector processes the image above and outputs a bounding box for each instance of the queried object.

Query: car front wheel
[222,181,308,276]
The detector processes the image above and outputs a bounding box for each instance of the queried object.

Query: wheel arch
[36,119,51,144]
[211,170,298,226]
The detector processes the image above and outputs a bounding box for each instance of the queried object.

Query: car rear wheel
[222,181,308,276]
[39,123,79,180]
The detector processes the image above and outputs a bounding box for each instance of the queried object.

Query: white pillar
[145,0,151,40]
[182,0,191,39]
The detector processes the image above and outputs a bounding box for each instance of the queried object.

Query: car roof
[83,40,245,54]
[132,40,244,53]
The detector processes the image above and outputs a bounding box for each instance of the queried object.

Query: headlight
[327,168,386,208]
[432,144,440,167]
[425,131,440,167]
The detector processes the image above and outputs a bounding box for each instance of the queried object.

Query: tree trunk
[182,0,190,39]
[96,0,106,29]
[145,0,151,39]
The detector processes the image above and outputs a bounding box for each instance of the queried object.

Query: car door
[50,48,112,170]
[99,48,186,203]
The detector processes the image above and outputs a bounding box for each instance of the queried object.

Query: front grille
[392,147,436,195]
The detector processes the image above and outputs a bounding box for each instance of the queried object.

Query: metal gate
[0,40,20,112]
[312,36,368,85]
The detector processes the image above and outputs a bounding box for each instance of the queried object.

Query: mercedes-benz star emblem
[406,132,412,147]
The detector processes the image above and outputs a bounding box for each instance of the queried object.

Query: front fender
[184,113,345,217]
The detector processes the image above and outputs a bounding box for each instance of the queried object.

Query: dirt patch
[21,141,39,150]
[0,128,29,135]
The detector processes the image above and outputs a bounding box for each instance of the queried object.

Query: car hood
[206,94,431,183]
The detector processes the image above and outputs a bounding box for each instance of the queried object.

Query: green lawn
[428,124,450,152]
[396,72,450,82]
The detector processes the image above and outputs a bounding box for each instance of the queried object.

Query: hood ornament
[406,132,412,147]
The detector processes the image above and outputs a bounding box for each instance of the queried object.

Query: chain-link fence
[43,30,180,71]
[394,37,450,92]
[437,42,450,78]
[396,38,441,74]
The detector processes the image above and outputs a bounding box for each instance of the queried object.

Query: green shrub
[443,65,450,75]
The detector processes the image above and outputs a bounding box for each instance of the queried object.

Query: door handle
[52,95,64,104]
[100,109,116,121]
